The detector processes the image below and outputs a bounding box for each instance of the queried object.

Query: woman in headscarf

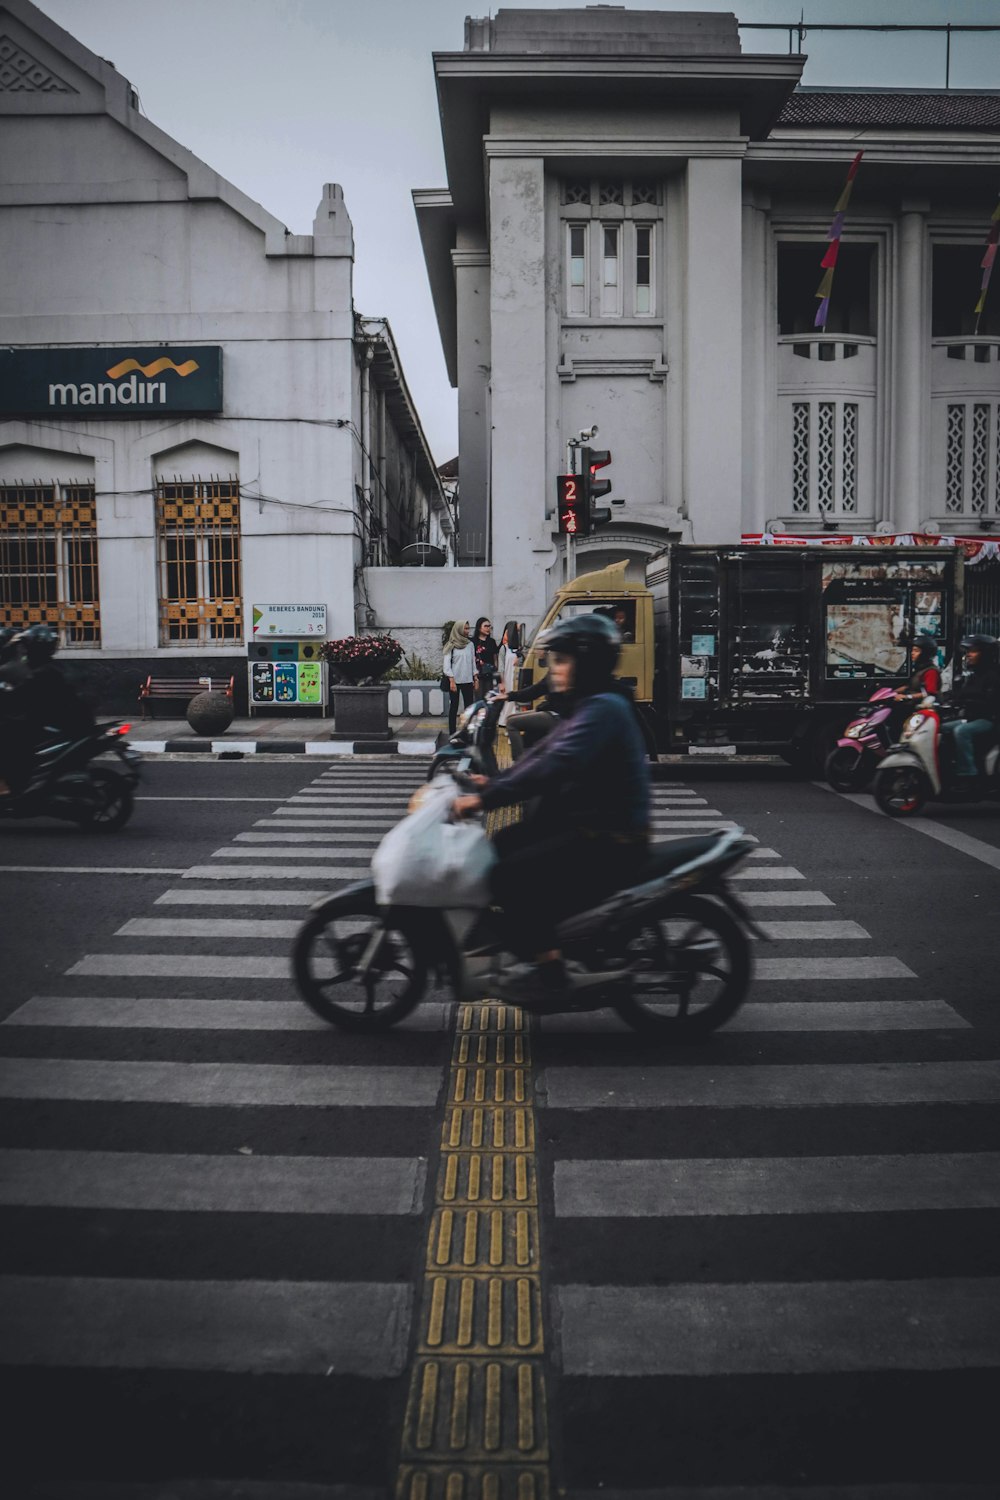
[442,619,476,734]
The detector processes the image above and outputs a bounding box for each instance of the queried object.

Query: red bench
[139,675,235,719]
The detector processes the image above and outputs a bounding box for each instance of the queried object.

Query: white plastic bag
[371,779,497,908]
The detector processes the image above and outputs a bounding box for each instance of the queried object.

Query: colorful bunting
[815,151,863,330]
[975,194,1000,333]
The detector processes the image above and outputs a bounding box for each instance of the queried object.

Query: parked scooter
[0,717,141,830]
[873,700,1000,817]
[824,687,902,792]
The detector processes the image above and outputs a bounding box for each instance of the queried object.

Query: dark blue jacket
[479,690,650,836]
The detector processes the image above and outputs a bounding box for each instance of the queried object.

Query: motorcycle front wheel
[79,766,134,832]
[613,894,752,1040]
[873,766,928,818]
[293,892,427,1031]
[824,745,872,793]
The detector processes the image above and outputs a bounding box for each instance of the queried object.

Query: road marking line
[211,846,374,859]
[540,1060,1000,1109]
[757,956,914,979]
[0,865,187,876]
[117,917,300,939]
[731,866,805,880]
[818,781,1000,875]
[234,832,383,845]
[536,999,968,1034]
[156,888,323,905]
[0,1149,427,1215]
[183,865,369,879]
[742,890,834,906]
[0,1276,412,1376]
[69,954,293,979]
[137,797,289,802]
[0,1057,443,1107]
[555,1278,1000,1376]
[757,920,870,940]
[554,1152,1000,1217]
[4,995,455,1031]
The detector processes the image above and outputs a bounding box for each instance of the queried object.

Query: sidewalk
[127,713,447,756]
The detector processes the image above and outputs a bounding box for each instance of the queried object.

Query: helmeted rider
[452,613,651,1004]
[941,633,1000,786]
[894,629,941,703]
[0,624,94,796]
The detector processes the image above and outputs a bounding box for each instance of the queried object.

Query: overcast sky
[37,0,1000,463]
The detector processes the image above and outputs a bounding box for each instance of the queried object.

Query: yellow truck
[519,547,962,768]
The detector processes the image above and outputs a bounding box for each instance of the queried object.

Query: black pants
[448,680,475,734]
[490,820,644,959]
[506,710,557,761]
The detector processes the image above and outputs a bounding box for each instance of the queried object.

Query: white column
[683,156,745,543]
[892,206,930,533]
[453,248,491,566]
[487,154,550,625]
[741,193,771,537]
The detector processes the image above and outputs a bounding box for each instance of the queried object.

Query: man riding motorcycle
[0,624,95,796]
[452,613,650,1004]
[941,633,1000,787]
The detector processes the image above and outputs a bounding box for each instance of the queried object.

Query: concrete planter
[386,680,447,717]
[330,683,394,741]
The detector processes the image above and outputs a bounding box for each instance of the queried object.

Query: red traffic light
[582,446,613,503]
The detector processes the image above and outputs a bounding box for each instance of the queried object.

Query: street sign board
[251,603,327,638]
[0,347,223,417]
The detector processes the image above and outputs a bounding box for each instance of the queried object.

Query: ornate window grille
[792,403,810,512]
[944,401,1000,516]
[971,403,990,515]
[0,481,100,644]
[945,405,965,513]
[841,403,858,513]
[598,182,624,206]
[155,477,243,645]
[816,403,836,513]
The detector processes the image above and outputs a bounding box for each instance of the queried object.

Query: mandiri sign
[0,347,223,417]
[252,603,327,638]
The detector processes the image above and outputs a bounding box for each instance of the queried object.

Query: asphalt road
[0,756,998,1497]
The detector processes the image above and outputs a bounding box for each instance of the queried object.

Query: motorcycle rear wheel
[293,892,427,1031]
[79,766,134,833]
[613,895,752,1040]
[873,766,928,818]
[824,745,872,793]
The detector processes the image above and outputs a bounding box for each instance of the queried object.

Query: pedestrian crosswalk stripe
[255,817,394,827]
[0,1149,427,1215]
[742,890,834,905]
[235,831,383,845]
[183,865,370,879]
[70,954,293,979]
[536,999,968,1034]
[0,1276,412,1376]
[4,996,456,1031]
[757,920,870,940]
[553,1152,1000,1218]
[541,1060,1000,1109]
[757,956,914,978]
[117,917,302,939]
[731,866,804,879]
[211,846,373,859]
[156,888,324,905]
[0,1057,443,1107]
[555,1278,1000,1377]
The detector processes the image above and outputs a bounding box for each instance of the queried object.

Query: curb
[135,739,437,757]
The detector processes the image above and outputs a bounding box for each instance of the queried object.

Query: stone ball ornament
[186,690,235,736]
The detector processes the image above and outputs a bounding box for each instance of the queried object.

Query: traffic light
[581,447,613,529]
[556,472,586,535]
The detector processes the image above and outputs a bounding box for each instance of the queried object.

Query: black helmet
[961,633,999,667]
[898,627,938,660]
[18,623,59,667]
[536,612,621,695]
[0,625,19,656]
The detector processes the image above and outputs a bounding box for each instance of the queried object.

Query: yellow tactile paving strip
[395,999,550,1500]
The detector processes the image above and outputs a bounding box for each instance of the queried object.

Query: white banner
[251,603,327,637]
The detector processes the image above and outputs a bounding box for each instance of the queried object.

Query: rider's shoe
[496,957,621,1008]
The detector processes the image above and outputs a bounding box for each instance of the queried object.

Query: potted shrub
[322,634,403,740]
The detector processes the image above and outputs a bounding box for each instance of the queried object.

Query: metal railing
[739,22,1000,90]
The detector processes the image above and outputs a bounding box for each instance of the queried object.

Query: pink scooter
[824,687,902,792]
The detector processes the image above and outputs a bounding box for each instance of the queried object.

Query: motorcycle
[292,750,762,1039]
[824,687,902,792]
[0,718,141,830]
[872,700,1000,817]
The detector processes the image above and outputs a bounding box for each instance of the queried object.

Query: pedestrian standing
[443,619,477,733]
[473,617,499,698]
[497,621,521,725]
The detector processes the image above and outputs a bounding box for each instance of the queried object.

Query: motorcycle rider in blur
[940,634,1000,787]
[452,614,651,1005]
[0,625,94,797]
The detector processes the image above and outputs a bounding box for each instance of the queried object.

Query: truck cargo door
[727,556,810,706]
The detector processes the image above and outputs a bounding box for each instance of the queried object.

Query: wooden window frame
[0,480,101,645]
[155,476,243,646]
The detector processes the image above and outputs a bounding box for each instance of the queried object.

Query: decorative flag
[815,151,863,330]
[974,195,1000,333]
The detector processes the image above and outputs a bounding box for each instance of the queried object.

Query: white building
[0,0,451,709]
[415,7,1000,628]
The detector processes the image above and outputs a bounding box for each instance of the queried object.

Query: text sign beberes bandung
[0,347,223,417]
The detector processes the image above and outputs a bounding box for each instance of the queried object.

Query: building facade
[0,0,450,708]
[415,7,1000,628]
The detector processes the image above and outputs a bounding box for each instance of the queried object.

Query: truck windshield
[530,599,636,650]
